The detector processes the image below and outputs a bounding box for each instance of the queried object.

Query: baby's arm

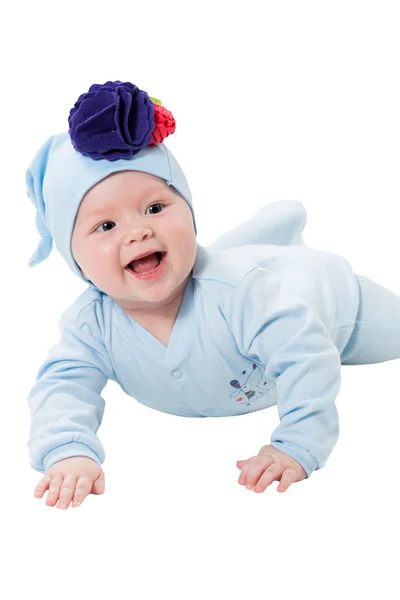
[28,314,114,507]
[229,268,342,487]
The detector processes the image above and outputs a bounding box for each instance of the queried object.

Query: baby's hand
[236,444,307,493]
[33,456,105,509]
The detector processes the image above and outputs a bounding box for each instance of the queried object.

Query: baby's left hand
[236,444,307,493]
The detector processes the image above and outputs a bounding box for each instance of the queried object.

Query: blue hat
[25,81,195,284]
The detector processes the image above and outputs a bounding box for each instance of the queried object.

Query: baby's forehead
[87,170,168,197]
[82,171,173,206]
[74,170,180,224]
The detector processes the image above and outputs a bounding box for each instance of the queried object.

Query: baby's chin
[115,275,190,311]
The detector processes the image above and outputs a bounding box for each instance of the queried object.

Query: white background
[2,0,400,597]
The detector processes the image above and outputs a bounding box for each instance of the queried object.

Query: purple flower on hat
[68,81,155,161]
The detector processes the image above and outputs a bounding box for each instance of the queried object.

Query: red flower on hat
[149,104,176,145]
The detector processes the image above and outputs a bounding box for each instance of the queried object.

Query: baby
[26,80,400,509]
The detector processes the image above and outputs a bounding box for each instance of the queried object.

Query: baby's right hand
[34,456,105,509]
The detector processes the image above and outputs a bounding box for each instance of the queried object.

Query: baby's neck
[121,276,189,325]
[121,278,189,347]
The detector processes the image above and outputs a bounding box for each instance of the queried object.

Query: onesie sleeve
[228,267,342,477]
[27,313,115,474]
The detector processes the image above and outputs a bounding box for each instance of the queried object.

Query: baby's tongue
[131,253,159,273]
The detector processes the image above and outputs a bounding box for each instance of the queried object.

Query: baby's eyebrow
[81,187,166,223]
[80,205,116,224]
[89,204,118,217]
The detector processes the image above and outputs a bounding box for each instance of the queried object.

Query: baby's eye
[95,221,116,233]
[145,203,164,215]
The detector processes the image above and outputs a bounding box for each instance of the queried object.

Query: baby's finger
[276,468,300,493]
[34,475,52,498]
[71,476,92,507]
[253,461,284,492]
[237,457,257,485]
[56,474,77,509]
[45,475,63,506]
[245,455,275,489]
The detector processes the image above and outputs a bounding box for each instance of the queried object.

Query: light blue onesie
[27,202,400,478]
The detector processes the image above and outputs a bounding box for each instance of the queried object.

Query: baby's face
[71,171,197,313]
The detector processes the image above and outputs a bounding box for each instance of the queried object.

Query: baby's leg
[341,274,400,365]
[207,201,305,252]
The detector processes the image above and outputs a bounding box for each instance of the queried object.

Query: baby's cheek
[175,226,196,255]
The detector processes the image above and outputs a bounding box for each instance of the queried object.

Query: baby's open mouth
[126,251,164,274]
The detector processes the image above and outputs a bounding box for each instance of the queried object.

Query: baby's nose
[123,227,153,244]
